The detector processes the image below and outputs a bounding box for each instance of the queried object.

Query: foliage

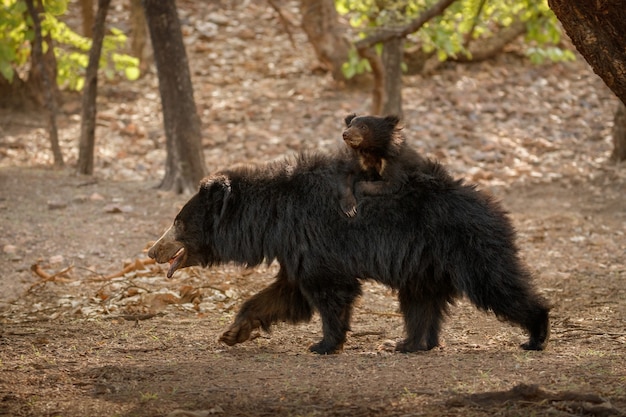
[0,0,139,90]
[337,0,576,78]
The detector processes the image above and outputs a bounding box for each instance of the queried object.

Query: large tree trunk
[381,37,404,119]
[144,0,206,193]
[300,0,351,83]
[548,1,626,105]
[548,0,626,161]
[25,0,63,167]
[77,0,111,175]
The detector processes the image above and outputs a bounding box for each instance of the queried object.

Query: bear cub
[339,114,426,217]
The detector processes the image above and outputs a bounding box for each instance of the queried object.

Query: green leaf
[124,66,140,81]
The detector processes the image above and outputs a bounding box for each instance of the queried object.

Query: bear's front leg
[219,312,261,346]
[220,268,313,347]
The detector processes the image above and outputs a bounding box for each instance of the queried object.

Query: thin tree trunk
[611,101,626,162]
[382,37,404,118]
[358,47,385,115]
[77,0,111,175]
[25,0,63,167]
[144,0,206,193]
[130,0,150,74]
[80,0,94,37]
[355,0,457,116]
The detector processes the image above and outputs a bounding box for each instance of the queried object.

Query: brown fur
[339,114,426,217]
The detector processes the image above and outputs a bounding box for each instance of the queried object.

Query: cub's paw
[344,206,358,218]
[339,196,358,218]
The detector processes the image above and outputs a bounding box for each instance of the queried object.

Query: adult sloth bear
[148,151,550,354]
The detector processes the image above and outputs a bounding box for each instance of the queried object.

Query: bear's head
[342,114,402,154]
[148,174,231,278]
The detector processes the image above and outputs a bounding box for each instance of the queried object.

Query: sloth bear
[148,151,550,354]
[339,114,428,217]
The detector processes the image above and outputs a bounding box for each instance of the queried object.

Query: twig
[266,0,296,48]
[27,264,74,292]
[101,258,156,280]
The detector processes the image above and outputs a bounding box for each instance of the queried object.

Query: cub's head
[342,114,401,153]
[148,174,231,278]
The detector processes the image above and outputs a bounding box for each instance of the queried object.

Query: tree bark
[80,0,94,37]
[144,0,207,193]
[300,0,351,82]
[25,0,63,167]
[548,0,626,106]
[548,0,626,161]
[77,0,111,175]
[130,0,151,74]
[611,101,626,162]
[358,46,385,115]
[381,37,404,118]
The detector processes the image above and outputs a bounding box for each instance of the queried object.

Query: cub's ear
[384,115,400,128]
[200,173,232,221]
[344,113,357,126]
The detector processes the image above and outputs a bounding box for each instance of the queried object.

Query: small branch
[102,258,156,280]
[463,0,487,50]
[267,0,296,48]
[27,263,74,292]
[354,0,458,51]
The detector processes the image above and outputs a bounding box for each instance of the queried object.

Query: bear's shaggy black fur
[339,114,428,217]
[148,151,550,354]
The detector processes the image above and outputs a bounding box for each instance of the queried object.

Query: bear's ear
[345,113,357,126]
[200,173,232,221]
[384,115,400,128]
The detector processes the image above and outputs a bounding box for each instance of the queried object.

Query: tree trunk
[80,0,94,37]
[77,0,111,175]
[300,0,351,83]
[130,0,151,74]
[144,0,206,193]
[548,0,626,106]
[382,37,404,119]
[358,47,385,115]
[548,0,626,161]
[611,101,626,162]
[25,0,63,167]
[355,0,457,115]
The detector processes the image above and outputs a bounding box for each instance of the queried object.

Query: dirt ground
[1,1,625,416]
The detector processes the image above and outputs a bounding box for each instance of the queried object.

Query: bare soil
[1,1,625,416]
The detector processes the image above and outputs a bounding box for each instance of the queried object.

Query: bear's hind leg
[519,305,550,351]
[396,284,452,353]
[301,276,361,354]
[464,268,550,351]
[396,282,456,352]
[220,268,312,346]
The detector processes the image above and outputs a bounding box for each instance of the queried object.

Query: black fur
[148,151,550,354]
[339,114,427,217]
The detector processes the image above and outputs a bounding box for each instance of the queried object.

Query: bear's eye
[359,125,367,131]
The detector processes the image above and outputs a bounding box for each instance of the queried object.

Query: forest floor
[1,1,625,416]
